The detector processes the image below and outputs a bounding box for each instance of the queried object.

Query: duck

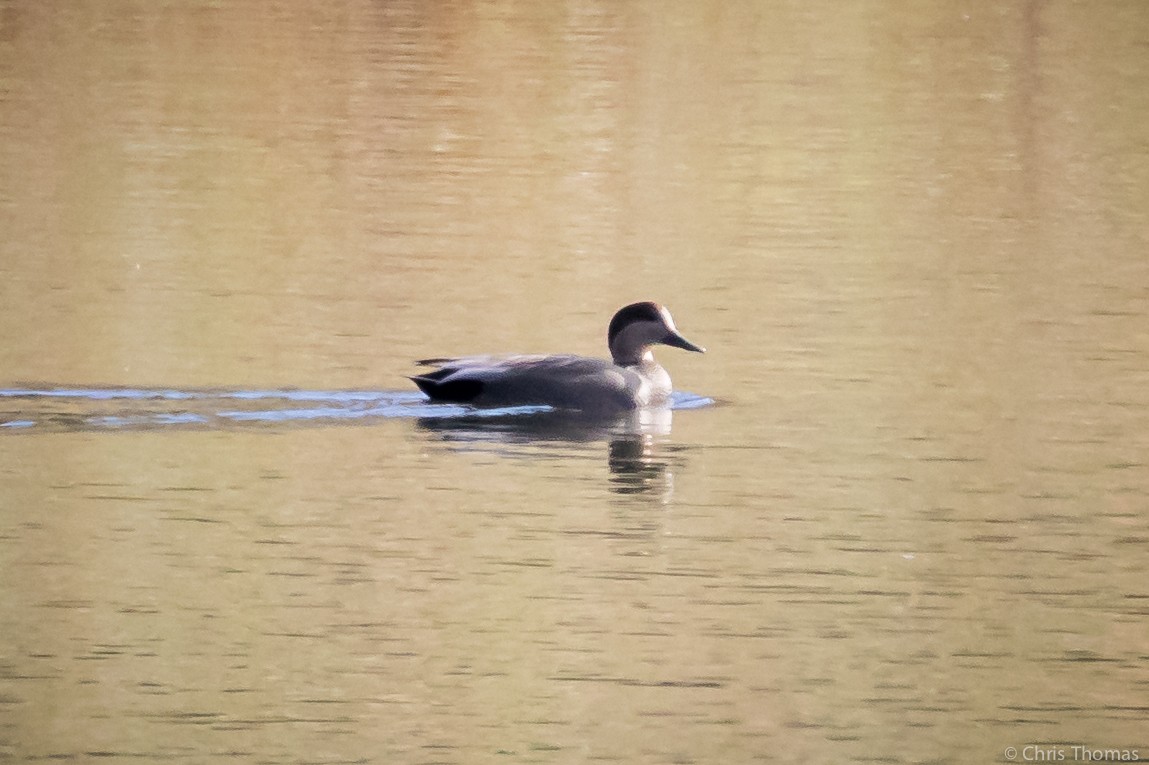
[410,301,704,414]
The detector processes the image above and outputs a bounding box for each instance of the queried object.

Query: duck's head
[607,301,705,366]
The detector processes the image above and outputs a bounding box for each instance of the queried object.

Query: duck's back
[411,354,660,413]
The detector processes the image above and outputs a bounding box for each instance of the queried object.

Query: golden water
[1,2,1147,763]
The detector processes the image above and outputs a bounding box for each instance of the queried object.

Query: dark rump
[410,370,485,402]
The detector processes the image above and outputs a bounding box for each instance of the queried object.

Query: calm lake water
[2,2,1148,763]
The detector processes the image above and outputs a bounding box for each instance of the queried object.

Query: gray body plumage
[411,302,703,414]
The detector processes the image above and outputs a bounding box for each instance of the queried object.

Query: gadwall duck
[410,301,704,413]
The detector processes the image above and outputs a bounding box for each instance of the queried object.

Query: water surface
[2,2,1147,763]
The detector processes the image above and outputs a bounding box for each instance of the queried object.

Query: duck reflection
[415,405,681,498]
[607,434,672,496]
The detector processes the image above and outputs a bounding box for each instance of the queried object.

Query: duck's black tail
[410,371,485,403]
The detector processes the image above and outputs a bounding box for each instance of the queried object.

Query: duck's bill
[663,331,706,353]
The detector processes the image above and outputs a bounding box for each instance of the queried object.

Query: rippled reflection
[416,403,690,497]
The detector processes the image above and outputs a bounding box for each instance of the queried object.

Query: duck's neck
[614,348,656,368]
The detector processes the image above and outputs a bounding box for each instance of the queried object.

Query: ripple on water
[0,387,714,433]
